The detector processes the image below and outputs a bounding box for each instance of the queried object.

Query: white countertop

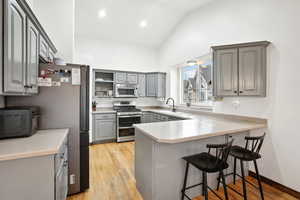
[92,108,116,114]
[134,109,267,144]
[0,129,69,162]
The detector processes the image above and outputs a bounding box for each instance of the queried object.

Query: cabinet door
[127,73,138,84]
[214,48,238,96]
[138,74,146,97]
[4,0,26,93]
[26,18,39,94]
[93,118,116,141]
[156,73,166,98]
[146,74,156,97]
[39,36,49,61]
[49,49,55,63]
[239,46,266,96]
[115,72,127,83]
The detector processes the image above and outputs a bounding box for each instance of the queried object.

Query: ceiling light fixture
[98,9,107,19]
[140,20,148,28]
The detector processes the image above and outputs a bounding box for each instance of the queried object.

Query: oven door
[117,115,141,142]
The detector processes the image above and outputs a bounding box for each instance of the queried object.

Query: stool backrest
[207,139,234,165]
[245,133,266,154]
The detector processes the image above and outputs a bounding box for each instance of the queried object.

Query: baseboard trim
[249,170,300,199]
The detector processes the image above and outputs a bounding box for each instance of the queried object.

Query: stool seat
[230,145,261,161]
[183,152,229,173]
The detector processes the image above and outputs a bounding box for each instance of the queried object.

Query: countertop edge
[134,124,267,144]
[0,129,69,162]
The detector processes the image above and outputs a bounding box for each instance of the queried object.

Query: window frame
[178,54,214,108]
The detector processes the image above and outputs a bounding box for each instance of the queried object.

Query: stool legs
[240,160,248,200]
[220,171,229,200]
[233,157,237,184]
[254,160,264,200]
[203,172,208,200]
[181,163,190,200]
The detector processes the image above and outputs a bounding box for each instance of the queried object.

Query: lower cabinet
[93,113,116,143]
[0,134,68,200]
[55,139,68,200]
[142,111,186,123]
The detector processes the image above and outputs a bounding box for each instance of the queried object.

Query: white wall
[159,0,300,191]
[74,37,164,108]
[33,0,75,62]
[74,37,159,72]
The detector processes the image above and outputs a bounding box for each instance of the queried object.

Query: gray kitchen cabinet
[3,0,27,93]
[146,73,166,98]
[156,73,166,98]
[212,41,270,97]
[40,35,49,62]
[49,49,55,63]
[0,132,68,200]
[116,72,138,84]
[0,0,58,95]
[146,74,156,97]
[115,72,127,83]
[93,113,116,142]
[213,48,238,96]
[26,17,39,94]
[239,46,266,96]
[138,73,146,97]
[127,73,138,84]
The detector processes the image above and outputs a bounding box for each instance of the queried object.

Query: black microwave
[0,106,40,139]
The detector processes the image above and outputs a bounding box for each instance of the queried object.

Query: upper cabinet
[146,72,166,98]
[115,72,138,84]
[212,41,270,97]
[0,0,58,96]
[3,0,27,93]
[138,73,146,97]
[26,17,39,94]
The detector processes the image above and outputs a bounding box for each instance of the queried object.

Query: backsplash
[94,97,164,108]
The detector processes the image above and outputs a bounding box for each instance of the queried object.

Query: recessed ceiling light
[98,9,107,19]
[139,20,148,28]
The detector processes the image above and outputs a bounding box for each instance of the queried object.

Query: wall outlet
[70,174,76,184]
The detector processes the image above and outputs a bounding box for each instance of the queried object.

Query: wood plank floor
[68,142,297,200]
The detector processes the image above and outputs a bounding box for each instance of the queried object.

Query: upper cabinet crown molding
[213,41,271,97]
[211,41,270,51]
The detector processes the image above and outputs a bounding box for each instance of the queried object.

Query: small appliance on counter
[0,106,40,139]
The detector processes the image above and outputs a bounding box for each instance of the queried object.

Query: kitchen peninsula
[134,109,267,200]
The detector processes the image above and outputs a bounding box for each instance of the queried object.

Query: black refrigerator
[6,63,90,194]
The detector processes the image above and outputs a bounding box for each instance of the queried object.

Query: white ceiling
[75,0,214,48]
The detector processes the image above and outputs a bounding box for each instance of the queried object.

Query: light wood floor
[68,142,297,200]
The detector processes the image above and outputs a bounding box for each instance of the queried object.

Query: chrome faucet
[166,97,176,112]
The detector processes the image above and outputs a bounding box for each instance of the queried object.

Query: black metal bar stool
[217,133,266,200]
[181,140,234,200]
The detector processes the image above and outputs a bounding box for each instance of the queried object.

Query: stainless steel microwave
[0,106,40,139]
[115,84,138,98]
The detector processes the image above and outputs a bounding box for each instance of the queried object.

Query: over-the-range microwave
[115,84,138,98]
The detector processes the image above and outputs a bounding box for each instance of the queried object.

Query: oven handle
[118,115,142,118]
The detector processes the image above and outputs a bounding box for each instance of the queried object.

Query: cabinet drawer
[94,113,116,120]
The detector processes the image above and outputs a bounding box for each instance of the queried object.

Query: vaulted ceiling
[75,0,214,48]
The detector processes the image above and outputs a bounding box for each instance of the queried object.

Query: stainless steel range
[113,101,142,142]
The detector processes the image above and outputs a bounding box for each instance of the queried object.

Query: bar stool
[217,133,266,200]
[181,140,234,200]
